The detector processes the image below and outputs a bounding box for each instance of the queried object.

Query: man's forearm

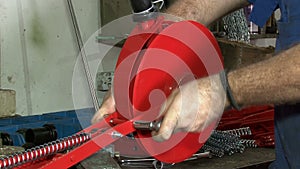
[166,0,249,26]
[228,44,300,107]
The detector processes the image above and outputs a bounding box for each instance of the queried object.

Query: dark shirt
[248,0,300,168]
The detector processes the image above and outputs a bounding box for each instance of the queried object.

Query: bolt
[111,131,123,139]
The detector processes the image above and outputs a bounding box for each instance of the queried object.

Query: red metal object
[130,20,223,163]
[15,115,136,169]
[12,15,224,168]
[112,16,223,162]
[218,106,275,147]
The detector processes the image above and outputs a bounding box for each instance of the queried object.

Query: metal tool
[133,121,162,131]
[117,152,211,168]
[184,151,212,161]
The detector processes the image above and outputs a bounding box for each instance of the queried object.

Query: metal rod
[67,0,99,111]
[17,0,33,115]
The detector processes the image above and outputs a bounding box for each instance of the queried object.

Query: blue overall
[249,0,300,168]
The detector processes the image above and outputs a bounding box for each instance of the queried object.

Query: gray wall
[0,0,100,115]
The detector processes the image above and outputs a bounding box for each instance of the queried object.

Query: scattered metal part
[239,139,258,148]
[101,144,116,158]
[119,157,155,163]
[120,162,154,168]
[201,144,225,158]
[219,107,275,148]
[199,129,255,157]
[212,130,240,142]
[153,160,175,169]
[223,9,250,43]
[184,151,212,161]
[96,71,114,91]
[117,152,211,168]
[118,157,155,168]
[111,131,124,139]
[0,146,24,158]
[207,137,234,155]
[123,121,253,160]
[79,151,121,169]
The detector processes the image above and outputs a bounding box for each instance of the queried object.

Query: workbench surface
[120,148,275,169]
[172,148,274,169]
[79,148,275,169]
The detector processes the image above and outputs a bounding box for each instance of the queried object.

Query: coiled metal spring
[239,139,257,148]
[0,133,90,169]
[222,127,252,136]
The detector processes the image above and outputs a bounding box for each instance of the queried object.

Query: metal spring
[201,144,225,158]
[0,133,90,169]
[206,137,232,153]
[222,127,252,136]
[211,130,240,142]
[205,130,248,156]
[239,139,258,148]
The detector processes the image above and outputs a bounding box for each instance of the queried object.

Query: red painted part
[113,17,169,121]
[218,107,274,130]
[218,106,275,147]
[111,16,175,158]
[113,19,224,163]
[115,16,165,68]
[131,20,223,163]
[27,119,135,169]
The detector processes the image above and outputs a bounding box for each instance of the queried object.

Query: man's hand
[91,89,116,124]
[152,74,227,142]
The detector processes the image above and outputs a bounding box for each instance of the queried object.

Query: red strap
[39,120,136,169]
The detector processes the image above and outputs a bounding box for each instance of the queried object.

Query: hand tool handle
[133,120,162,131]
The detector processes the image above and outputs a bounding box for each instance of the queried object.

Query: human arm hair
[165,0,250,26]
[227,44,300,107]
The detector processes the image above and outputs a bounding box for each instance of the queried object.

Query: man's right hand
[91,89,116,124]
